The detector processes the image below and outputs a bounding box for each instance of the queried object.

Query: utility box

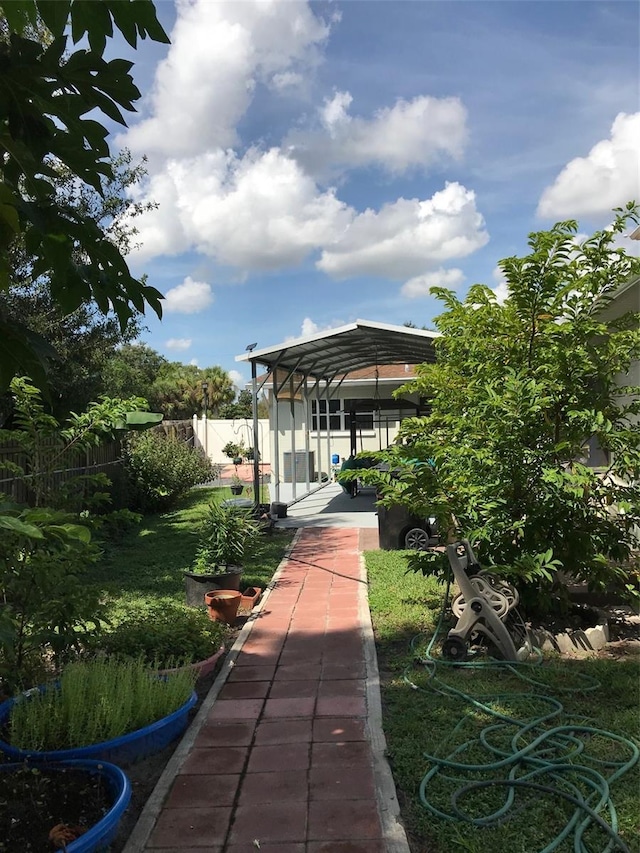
[282,451,315,483]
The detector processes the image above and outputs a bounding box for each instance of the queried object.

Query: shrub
[0,505,104,694]
[124,430,214,512]
[93,600,229,666]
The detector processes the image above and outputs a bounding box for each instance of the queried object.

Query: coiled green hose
[406,573,639,853]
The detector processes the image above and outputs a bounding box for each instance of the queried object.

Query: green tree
[219,389,269,420]
[149,363,235,420]
[103,342,167,402]
[0,0,169,390]
[0,151,158,420]
[361,205,640,610]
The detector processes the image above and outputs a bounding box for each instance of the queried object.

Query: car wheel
[404,527,430,550]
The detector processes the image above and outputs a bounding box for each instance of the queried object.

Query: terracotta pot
[240,586,262,611]
[205,590,242,625]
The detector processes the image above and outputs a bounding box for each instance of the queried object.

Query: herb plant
[9,658,197,751]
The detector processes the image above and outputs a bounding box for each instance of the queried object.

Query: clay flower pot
[240,586,262,611]
[205,590,242,625]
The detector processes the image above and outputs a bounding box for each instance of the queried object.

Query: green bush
[0,505,104,695]
[124,430,214,512]
[93,599,229,666]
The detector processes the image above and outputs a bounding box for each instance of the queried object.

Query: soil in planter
[0,763,112,852]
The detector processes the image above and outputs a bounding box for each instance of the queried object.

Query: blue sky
[114,0,639,387]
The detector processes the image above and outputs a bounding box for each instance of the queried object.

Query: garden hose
[405,568,639,853]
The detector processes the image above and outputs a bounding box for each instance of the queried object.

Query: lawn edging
[359,550,412,853]
[122,528,303,853]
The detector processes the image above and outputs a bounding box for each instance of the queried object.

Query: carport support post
[290,376,296,502]
[349,406,357,457]
[303,375,310,494]
[325,379,332,484]
[315,381,322,486]
[251,359,260,510]
[273,377,280,503]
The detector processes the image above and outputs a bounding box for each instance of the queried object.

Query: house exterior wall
[266,376,423,503]
[599,279,640,425]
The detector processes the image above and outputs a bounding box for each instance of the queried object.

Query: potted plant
[0,658,197,765]
[183,501,261,606]
[230,473,244,495]
[92,599,230,678]
[222,440,245,466]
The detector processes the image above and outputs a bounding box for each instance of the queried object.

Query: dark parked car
[377,504,438,551]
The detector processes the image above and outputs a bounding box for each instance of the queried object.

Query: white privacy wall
[192,417,271,464]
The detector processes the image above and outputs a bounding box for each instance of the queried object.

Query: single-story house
[235,320,438,504]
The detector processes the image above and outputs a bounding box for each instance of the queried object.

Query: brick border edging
[122,528,304,853]
[358,550,412,853]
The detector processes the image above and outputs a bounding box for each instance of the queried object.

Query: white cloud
[228,369,245,388]
[165,338,192,351]
[401,268,465,298]
[129,159,488,278]
[288,91,468,175]
[130,148,353,269]
[163,276,214,313]
[285,317,345,342]
[491,266,510,304]
[121,0,330,160]
[538,112,640,218]
[271,71,305,92]
[189,358,199,367]
[318,182,488,279]
[301,317,321,336]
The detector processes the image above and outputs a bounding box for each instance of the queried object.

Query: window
[311,399,342,431]
[311,400,374,432]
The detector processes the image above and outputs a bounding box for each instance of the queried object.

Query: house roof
[235,319,438,382]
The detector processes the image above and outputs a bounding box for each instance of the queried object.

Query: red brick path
[145,527,385,852]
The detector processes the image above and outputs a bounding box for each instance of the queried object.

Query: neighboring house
[584,274,640,468]
[606,274,640,398]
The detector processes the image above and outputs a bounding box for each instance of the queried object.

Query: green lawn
[365,549,640,853]
[88,487,293,618]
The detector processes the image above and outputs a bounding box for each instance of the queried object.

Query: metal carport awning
[234,319,439,505]
[235,318,438,381]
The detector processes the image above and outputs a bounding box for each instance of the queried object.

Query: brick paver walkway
[144,527,388,852]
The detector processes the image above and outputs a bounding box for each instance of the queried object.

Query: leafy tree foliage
[0,150,159,420]
[102,342,168,402]
[359,206,640,610]
[102,346,236,420]
[0,0,169,389]
[219,389,269,420]
[148,362,235,420]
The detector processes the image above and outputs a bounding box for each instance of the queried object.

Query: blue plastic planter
[0,759,131,852]
[0,690,197,764]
